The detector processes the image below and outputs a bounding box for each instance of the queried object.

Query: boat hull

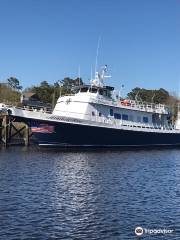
[31,119,180,147]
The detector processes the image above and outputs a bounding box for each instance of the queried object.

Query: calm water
[0,147,180,240]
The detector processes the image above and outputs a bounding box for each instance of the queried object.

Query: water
[0,147,180,240]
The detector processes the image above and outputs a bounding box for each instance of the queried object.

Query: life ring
[120,99,131,106]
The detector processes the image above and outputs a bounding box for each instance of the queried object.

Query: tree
[0,83,21,104]
[25,77,84,105]
[7,77,22,91]
[59,77,83,94]
[127,87,170,104]
[30,81,54,104]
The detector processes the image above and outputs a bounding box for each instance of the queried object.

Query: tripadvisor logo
[135,226,143,236]
[135,226,174,236]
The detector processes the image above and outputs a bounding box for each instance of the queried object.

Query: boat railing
[11,105,52,114]
[50,112,175,132]
[5,104,177,132]
[116,99,168,114]
[91,115,176,131]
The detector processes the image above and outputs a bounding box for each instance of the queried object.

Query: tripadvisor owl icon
[135,226,143,236]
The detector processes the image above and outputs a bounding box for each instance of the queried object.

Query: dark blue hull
[31,120,180,147]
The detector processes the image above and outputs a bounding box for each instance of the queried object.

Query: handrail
[52,112,176,131]
[117,100,167,112]
[11,105,52,114]
[4,104,177,132]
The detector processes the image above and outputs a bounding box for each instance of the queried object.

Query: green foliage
[30,81,54,104]
[58,77,83,95]
[127,87,170,104]
[0,77,23,105]
[26,77,84,104]
[2,74,177,115]
[7,77,22,91]
[0,83,21,104]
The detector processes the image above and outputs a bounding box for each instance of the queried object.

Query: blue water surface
[0,147,180,239]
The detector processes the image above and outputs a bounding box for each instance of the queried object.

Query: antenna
[91,66,93,81]
[178,78,180,99]
[151,93,155,103]
[135,91,139,101]
[78,65,81,86]
[95,36,101,76]
[119,84,124,98]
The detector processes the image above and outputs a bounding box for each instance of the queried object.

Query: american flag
[31,124,55,133]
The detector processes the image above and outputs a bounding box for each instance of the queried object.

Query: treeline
[0,76,178,111]
[0,77,83,105]
[127,87,178,119]
[127,87,177,105]
[25,77,83,104]
[0,77,22,105]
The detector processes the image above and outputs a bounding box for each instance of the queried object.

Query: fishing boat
[8,65,180,147]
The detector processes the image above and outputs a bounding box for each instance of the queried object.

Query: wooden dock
[0,112,31,147]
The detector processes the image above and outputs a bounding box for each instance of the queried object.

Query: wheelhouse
[72,85,114,98]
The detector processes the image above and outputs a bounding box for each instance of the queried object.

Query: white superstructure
[52,66,171,130]
[2,65,178,134]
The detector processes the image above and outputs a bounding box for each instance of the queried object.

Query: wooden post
[24,123,29,146]
[2,114,9,146]
[0,117,2,144]
[8,119,12,144]
[0,114,31,147]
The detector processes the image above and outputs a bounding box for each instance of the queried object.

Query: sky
[0,0,180,95]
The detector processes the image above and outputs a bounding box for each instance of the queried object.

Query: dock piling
[0,113,32,147]
[24,124,30,146]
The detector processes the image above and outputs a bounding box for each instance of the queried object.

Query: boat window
[99,112,102,117]
[122,114,128,120]
[99,89,103,95]
[107,91,111,98]
[114,113,121,119]
[80,87,88,92]
[103,90,107,96]
[89,88,97,93]
[137,116,141,122]
[110,109,113,116]
[129,115,133,121]
[143,117,148,123]
[92,111,95,116]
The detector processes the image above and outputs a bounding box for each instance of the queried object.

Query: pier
[0,112,31,147]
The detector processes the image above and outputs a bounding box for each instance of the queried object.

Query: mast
[91,65,111,87]
[95,36,101,77]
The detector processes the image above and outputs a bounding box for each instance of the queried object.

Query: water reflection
[0,147,180,239]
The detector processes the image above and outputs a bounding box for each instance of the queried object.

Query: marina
[0,0,180,239]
